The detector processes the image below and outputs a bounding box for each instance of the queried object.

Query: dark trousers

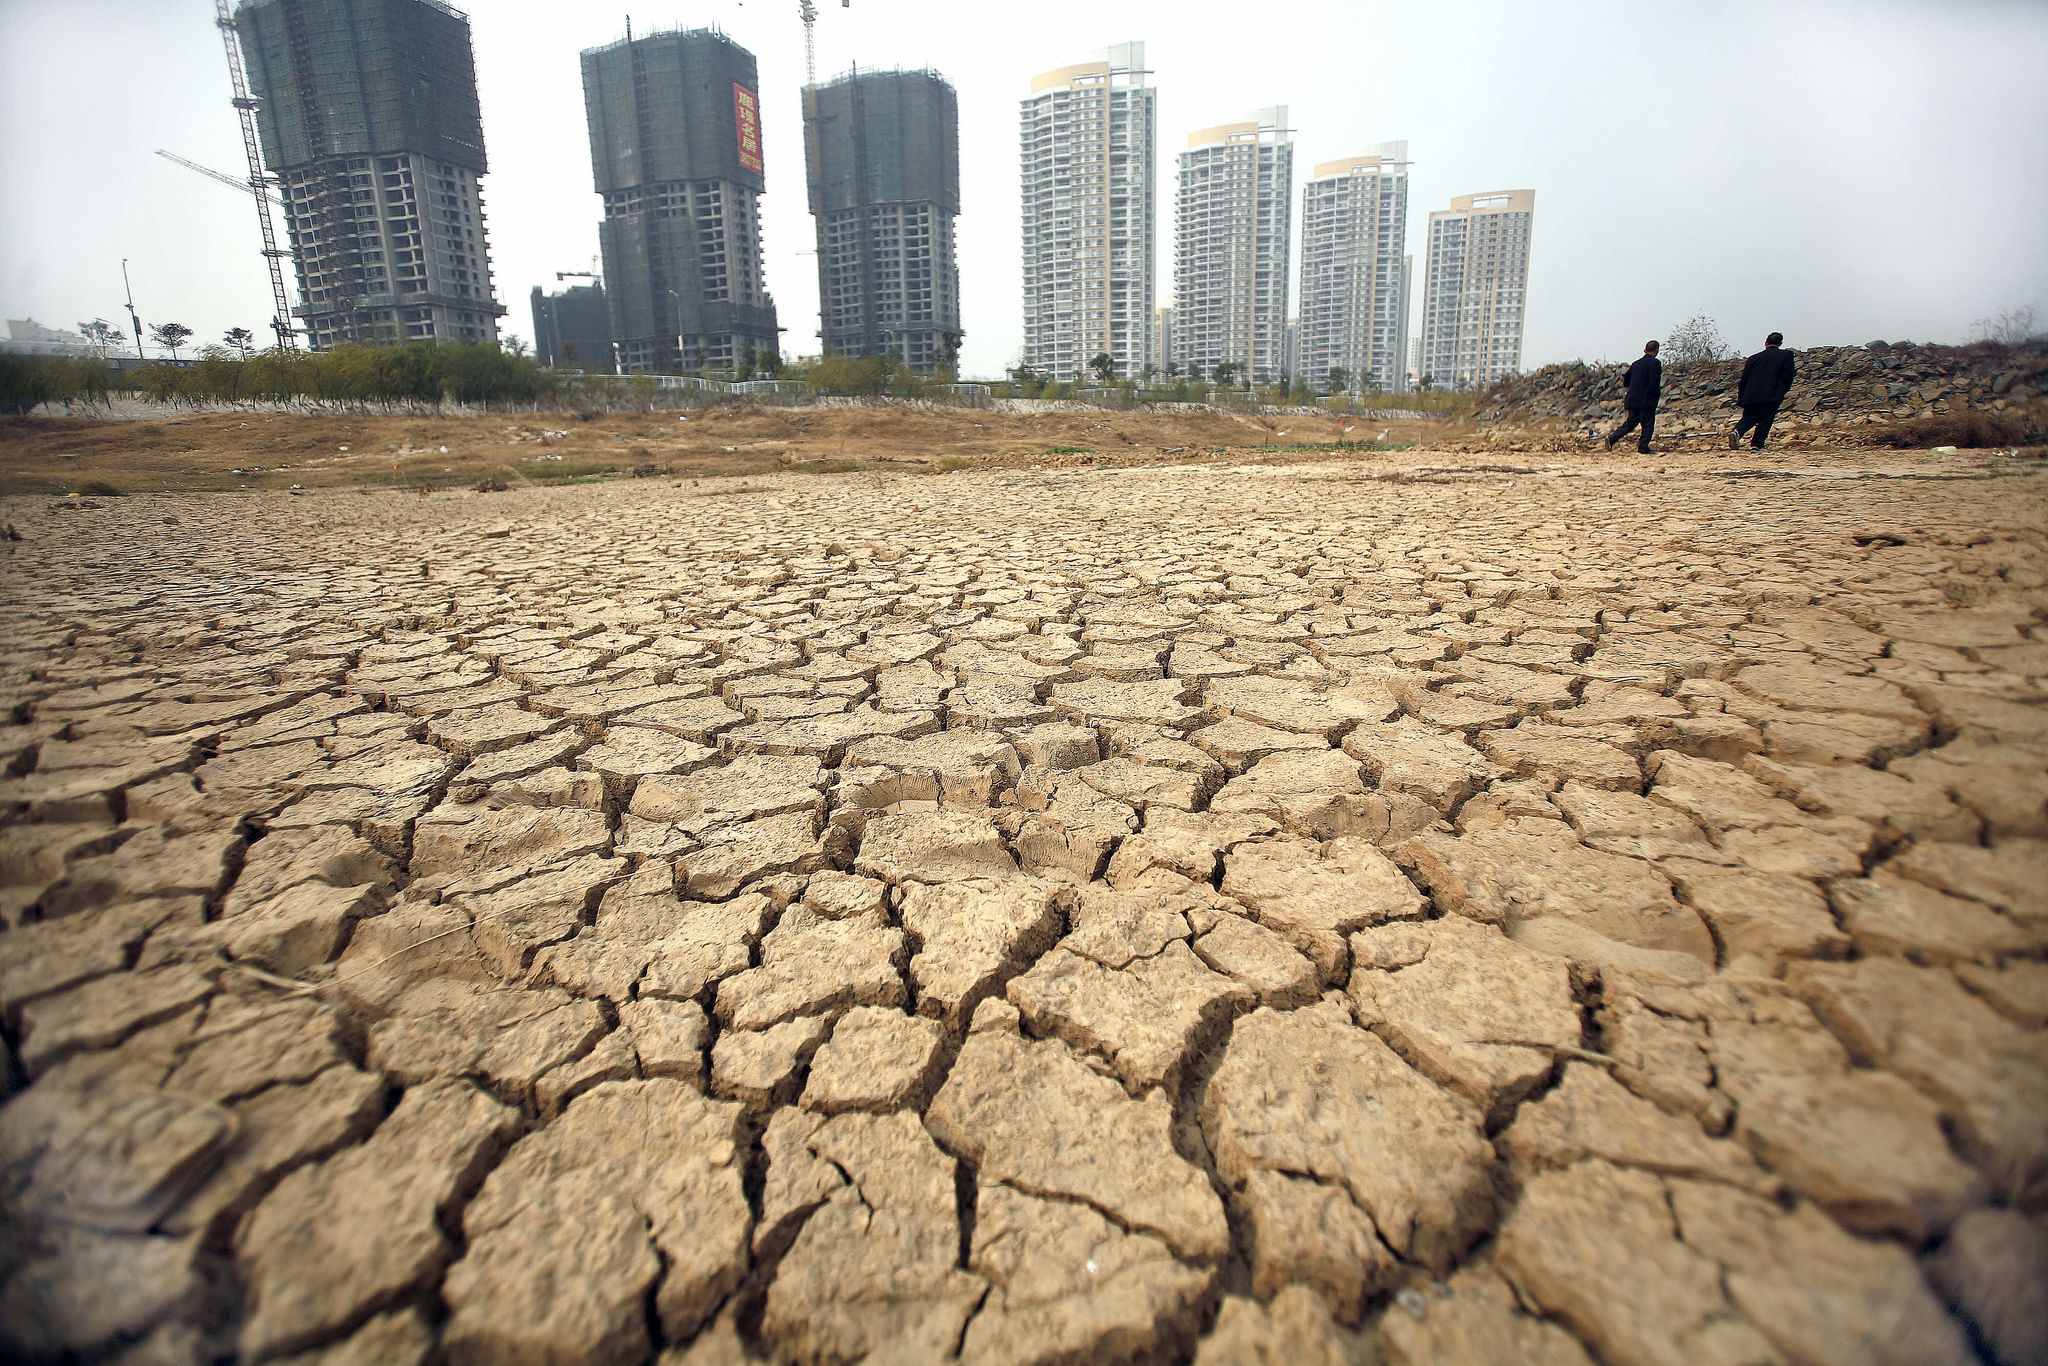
[1608,405,1656,451]
[1736,401,1781,449]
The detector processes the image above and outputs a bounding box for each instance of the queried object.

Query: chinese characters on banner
[733,83,764,173]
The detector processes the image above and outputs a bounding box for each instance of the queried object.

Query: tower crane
[798,0,849,88]
[155,149,285,207]
[211,0,298,350]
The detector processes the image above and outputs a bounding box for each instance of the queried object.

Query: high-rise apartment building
[1419,189,1534,389]
[1174,107,1292,385]
[235,0,504,350]
[803,68,961,371]
[1154,306,1174,374]
[582,27,778,374]
[530,282,613,372]
[1019,43,1155,381]
[1295,142,1410,394]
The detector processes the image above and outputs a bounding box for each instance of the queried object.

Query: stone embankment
[1476,340,2048,446]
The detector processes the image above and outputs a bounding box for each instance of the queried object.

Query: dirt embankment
[0,404,1442,496]
[1470,340,2048,450]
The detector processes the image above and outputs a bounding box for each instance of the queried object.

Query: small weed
[68,479,125,497]
[789,458,864,474]
[1041,445,1093,456]
[933,456,976,472]
[474,478,508,493]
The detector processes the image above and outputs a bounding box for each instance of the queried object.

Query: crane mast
[213,0,298,350]
[799,1,818,86]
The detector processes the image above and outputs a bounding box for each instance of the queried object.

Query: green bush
[0,354,114,414]
[125,341,561,411]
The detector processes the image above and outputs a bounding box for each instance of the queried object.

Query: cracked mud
[1,447,2045,1364]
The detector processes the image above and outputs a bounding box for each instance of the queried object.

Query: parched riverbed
[1,448,2043,1363]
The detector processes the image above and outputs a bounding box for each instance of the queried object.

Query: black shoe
[1638,446,1652,455]
[1603,436,1616,450]
[1728,430,1740,450]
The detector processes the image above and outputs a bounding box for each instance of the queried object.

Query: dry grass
[0,405,1449,496]
[1870,405,2045,450]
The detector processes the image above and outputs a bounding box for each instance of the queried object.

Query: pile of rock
[1474,340,2047,445]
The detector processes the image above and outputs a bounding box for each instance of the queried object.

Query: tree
[1140,364,1157,386]
[150,322,193,362]
[224,327,255,359]
[502,333,529,360]
[1089,352,1114,384]
[1971,303,2042,347]
[1165,361,1180,380]
[1325,366,1349,394]
[1212,360,1239,389]
[1664,315,1735,364]
[78,319,124,358]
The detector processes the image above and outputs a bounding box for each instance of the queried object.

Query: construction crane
[797,0,849,88]
[211,0,298,350]
[155,149,284,207]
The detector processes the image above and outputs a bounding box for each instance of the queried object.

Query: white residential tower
[1019,43,1155,381]
[1418,189,1535,389]
[1174,106,1293,385]
[1295,141,1411,394]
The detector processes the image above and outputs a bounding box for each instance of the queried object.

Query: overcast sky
[3,0,2045,375]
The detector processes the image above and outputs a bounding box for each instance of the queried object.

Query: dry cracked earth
[1,449,2045,1366]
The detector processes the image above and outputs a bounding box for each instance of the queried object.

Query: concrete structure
[582,27,778,375]
[1019,43,1155,382]
[803,68,961,371]
[530,282,614,372]
[235,0,503,350]
[1295,143,1410,395]
[1419,189,1534,389]
[1153,306,1174,375]
[1174,106,1292,385]
[3,320,96,357]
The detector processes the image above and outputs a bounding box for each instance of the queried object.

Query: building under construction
[234,0,504,350]
[530,283,614,372]
[803,68,961,371]
[582,27,779,375]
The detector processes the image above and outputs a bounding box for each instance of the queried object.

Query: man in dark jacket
[1731,332,1796,450]
[1605,341,1661,453]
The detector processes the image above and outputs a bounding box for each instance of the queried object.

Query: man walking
[1605,341,1662,453]
[1732,332,1796,450]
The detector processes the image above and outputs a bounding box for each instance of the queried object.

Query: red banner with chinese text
[733,83,764,174]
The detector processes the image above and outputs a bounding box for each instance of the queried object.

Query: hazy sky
[3,0,2045,376]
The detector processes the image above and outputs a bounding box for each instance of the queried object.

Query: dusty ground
[0,405,1438,496]
[1,442,2045,1364]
